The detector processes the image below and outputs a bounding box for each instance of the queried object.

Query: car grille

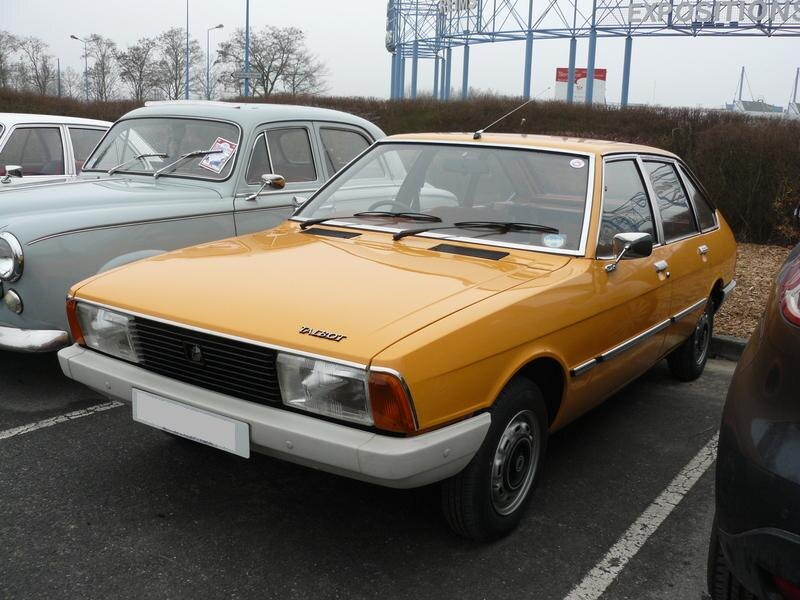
[129,316,281,406]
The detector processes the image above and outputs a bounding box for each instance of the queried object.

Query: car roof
[385,132,678,159]
[122,101,383,136]
[0,113,112,128]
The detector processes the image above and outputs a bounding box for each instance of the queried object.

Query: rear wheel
[440,378,548,541]
[668,300,713,382]
[707,522,757,600]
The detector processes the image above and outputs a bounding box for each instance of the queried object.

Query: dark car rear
[708,243,800,599]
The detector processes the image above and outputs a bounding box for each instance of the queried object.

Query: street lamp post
[185,0,190,99]
[69,34,89,102]
[206,24,224,100]
[244,0,250,98]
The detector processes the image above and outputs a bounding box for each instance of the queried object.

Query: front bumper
[0,324,70,353]
[57,345,491,489]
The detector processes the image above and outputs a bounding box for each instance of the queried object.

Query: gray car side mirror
[244,173,287,201]
[1,165,23,184]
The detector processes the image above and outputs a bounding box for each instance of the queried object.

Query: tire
[707,522,758,600]
[668,300,713,382]
[440,378,548,542]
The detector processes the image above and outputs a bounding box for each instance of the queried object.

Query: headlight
[277,353,372,425]
[276,353,419,433]
[74,302,140,363]
[0,232,23,282]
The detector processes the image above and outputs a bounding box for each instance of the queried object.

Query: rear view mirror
[605,232,653,273]
[1,165,23,184]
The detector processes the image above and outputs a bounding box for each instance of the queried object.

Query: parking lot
[0,349,734,600]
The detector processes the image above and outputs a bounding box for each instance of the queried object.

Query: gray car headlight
[0,232,23,282]
[276,353,372,425]
[75,303,140,363]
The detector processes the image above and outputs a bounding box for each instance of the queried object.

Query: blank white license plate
[132,389,250,458]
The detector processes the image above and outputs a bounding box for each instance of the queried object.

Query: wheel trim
[694,312,711,366]
[490,409,540,516]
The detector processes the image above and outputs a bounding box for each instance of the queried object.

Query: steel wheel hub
[491,410,540,516]
[694,312,710,366]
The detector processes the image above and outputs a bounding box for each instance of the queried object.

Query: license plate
[132,389,250,458]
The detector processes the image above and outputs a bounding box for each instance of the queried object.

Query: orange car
[58,133,736,540]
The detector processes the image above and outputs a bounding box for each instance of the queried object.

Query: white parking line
[564,432,719,600]
[0,401,124,441]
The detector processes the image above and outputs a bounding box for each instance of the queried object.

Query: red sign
[556,68,607,82]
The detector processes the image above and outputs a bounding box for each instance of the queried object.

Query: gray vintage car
[0,101,384,352]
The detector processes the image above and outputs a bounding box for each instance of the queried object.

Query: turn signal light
[66,298,85,345]
[368,371,418,434]
[780,256,800,327]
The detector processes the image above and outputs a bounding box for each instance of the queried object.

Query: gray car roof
[121,101,383,136]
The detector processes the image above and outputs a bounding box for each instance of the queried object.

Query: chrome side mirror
[1,165,23,184]
[605,232,653,273]
[244,173,287,201]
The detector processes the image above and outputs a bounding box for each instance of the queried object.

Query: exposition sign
[628,0,800,24]
[438,0,478,15]
[555,68,607,104]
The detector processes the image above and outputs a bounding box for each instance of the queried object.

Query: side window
[597,160,656,257]
[644,161,699,243]
[679,166,717,231]
[319,128,371,174]
[245,133,271,185]
[69,128,105,171]
[265,128,317,183]
[0,127,64,176]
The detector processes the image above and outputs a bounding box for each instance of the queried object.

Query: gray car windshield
[84,118,240,180]
[295,142,591,252]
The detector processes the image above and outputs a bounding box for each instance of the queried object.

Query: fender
[98,249,166,274]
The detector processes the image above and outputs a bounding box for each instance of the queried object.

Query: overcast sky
[3,0,798,107]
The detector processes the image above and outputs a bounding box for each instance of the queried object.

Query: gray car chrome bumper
[0,324,70,352]
[57,345,491,489]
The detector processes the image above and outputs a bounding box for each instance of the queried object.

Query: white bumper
[58,345,491,489]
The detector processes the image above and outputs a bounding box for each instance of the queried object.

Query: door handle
[698,245,709,255]
[654,260,670,278]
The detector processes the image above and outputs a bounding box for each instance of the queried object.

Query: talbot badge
[298,326,347,342]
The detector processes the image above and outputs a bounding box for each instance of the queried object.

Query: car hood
[73,222,571,363]
[0,175,223,241]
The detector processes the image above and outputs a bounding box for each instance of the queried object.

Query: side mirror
[244,173,286,201]
[605,232,653,273]
[1,165,23,184]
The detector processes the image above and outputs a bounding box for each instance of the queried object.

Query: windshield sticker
[569,158,586,169]
[199,137,238,173]
[543,234,566,249]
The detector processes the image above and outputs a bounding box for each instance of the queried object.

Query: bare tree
[282,49,328,96]
[61,66,84,99]
[217,26,327,98]
[116,37,159,101]
[0,30,19,88]
[18,37,56,95]
[154,27,203,100]
[86,34,118,101]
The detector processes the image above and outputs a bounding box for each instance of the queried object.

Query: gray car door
[233,122,323,235]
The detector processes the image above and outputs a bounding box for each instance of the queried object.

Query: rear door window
[265,128,317,183]
[597,160,656,257]
[69,127,105,172]
[678,166,717,231]
[0,127,65,176]
[319,128,371,175]
[644,161,699,243]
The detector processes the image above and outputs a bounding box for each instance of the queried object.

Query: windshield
[83,117,240,180]
[295,142,592,252]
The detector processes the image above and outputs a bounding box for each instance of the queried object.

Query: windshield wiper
[392,220,559,241]
[153,149,223,179]
[107,152,167,175]
[299,211,442,230]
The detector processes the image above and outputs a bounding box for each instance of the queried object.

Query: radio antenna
[473,98,535,140]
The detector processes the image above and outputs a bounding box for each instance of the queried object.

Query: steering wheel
[368,200,412,212]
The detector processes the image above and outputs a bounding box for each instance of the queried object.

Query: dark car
[708,241,800,599]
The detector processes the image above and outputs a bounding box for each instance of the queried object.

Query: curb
[709,334,748,362]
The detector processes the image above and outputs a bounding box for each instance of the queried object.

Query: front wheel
[668,300,713,382]
[440,378,548,541]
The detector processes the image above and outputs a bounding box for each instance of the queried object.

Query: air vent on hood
[302,228,361,239]
[429,243,509,261]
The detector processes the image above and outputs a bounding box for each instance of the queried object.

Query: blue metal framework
[387,0,800,105]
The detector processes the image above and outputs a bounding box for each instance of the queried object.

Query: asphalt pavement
[0,349,735,600]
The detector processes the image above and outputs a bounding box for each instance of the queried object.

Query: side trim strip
[570,297,708,378]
